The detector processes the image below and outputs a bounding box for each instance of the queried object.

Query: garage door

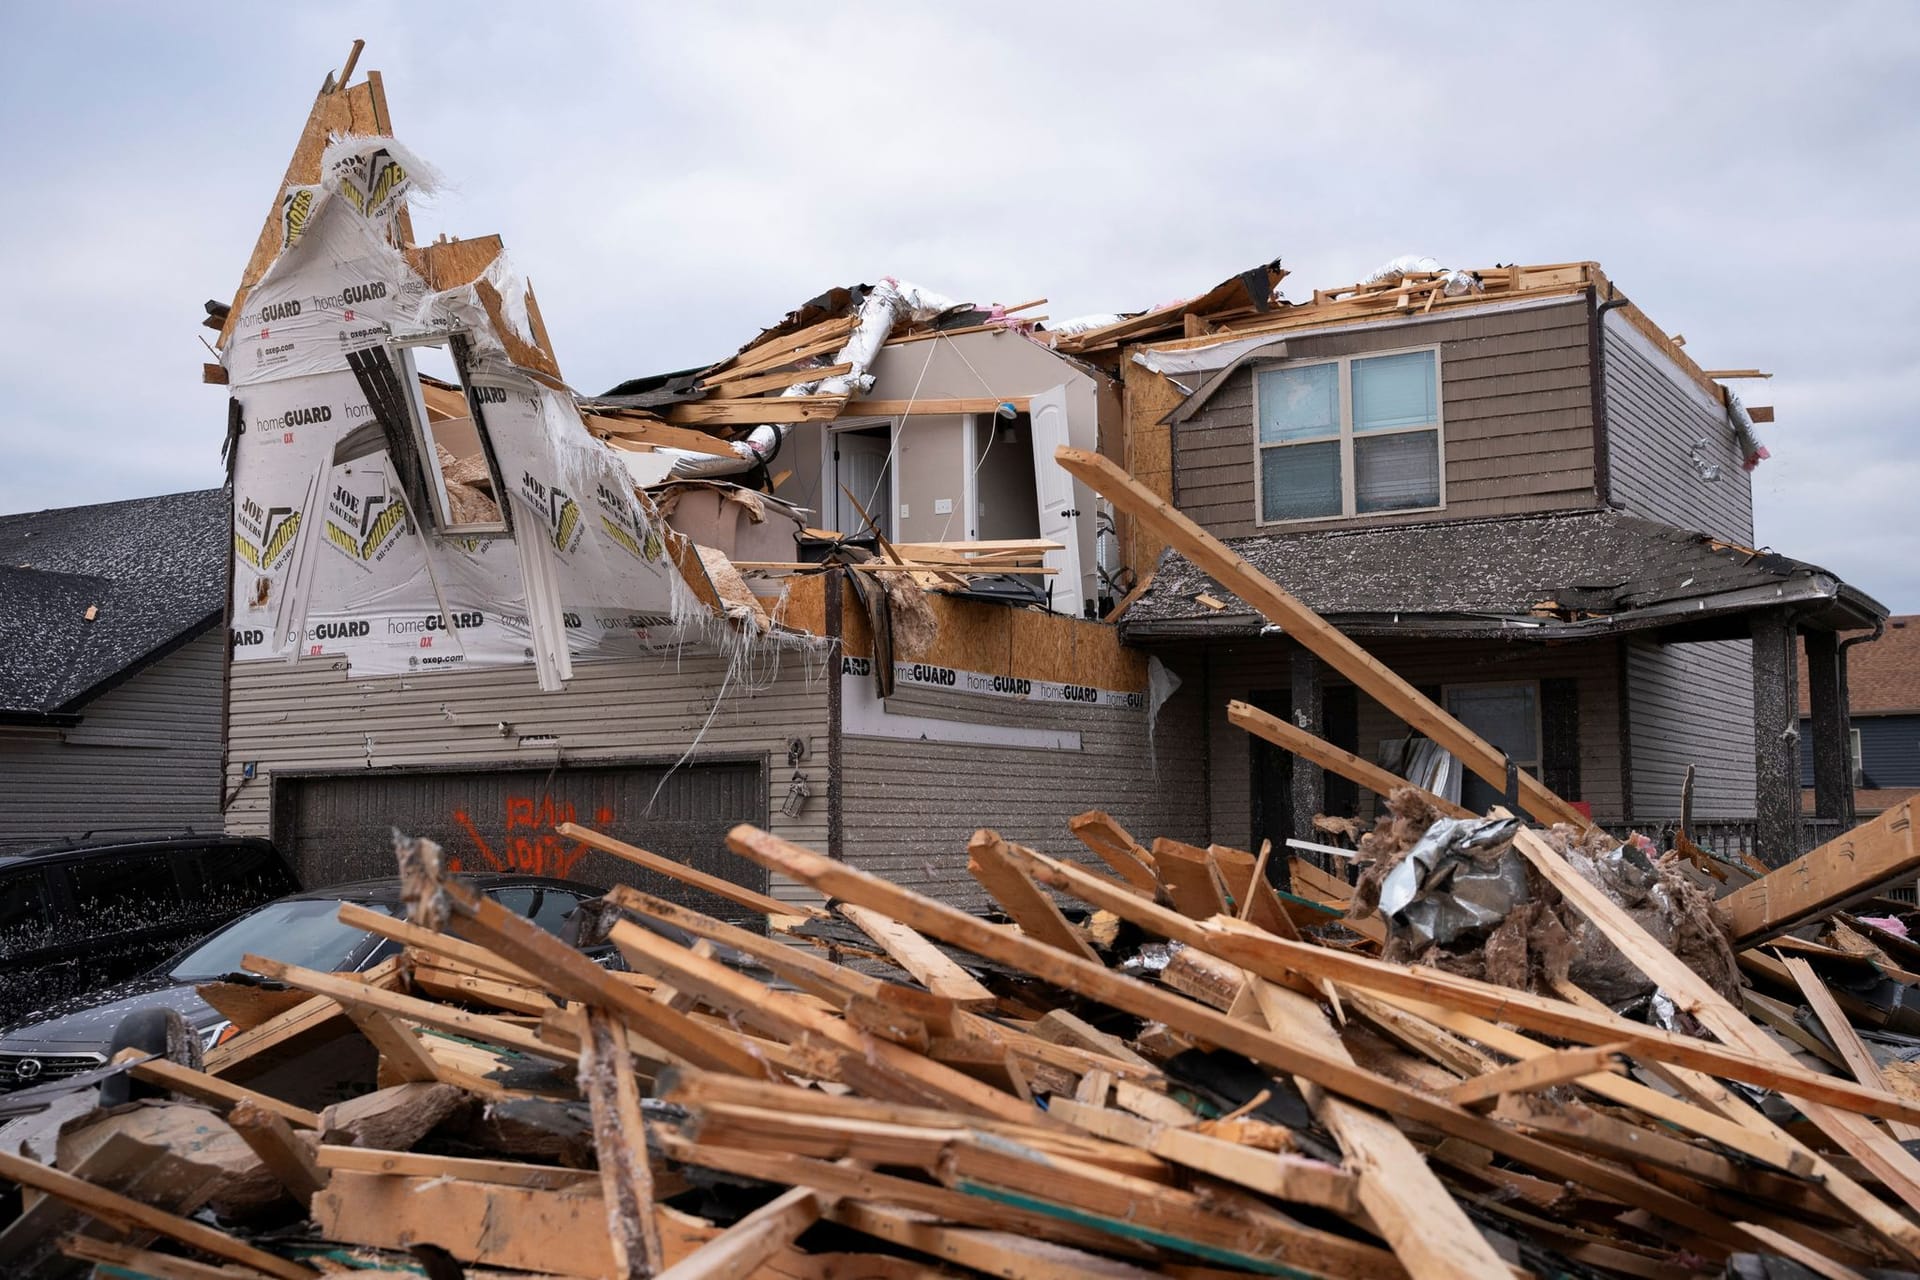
[277,762,769,922]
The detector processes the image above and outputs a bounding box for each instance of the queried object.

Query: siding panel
[0,627,224,851]
[226,646,831,905]
[1602,315,1755,541]
[840,674,1208,911]
[1626,638,1756,819]
[1175,301,1598,539]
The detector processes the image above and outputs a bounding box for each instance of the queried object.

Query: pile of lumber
[7,796,1920,1277]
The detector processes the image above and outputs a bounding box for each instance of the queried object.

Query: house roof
[1797,615,1920,717]
[1121,508,1886,643]
[1803,788,1919,817]
[0,488,228,718]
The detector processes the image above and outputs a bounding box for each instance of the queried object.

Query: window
[1255,348,1442,523]
[398,337,511,535]
[1851,727,1864,787]
[1445,682,1541,814]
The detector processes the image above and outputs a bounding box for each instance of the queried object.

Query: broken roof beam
[1057,446,1588,829]
[663,395,847,426]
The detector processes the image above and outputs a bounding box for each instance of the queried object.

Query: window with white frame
[1254,348,1443,523]
[1445,681,1541,815]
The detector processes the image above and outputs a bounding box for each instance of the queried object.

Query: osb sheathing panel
[1121,359,1186,578]
[406,236,563,382]
[779,574,1146,691]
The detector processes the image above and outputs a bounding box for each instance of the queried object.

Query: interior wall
[776,421,824,523]
[894,414,968,543]
[973,413,1039,541]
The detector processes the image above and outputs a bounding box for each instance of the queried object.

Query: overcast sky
[4,3,1916,608]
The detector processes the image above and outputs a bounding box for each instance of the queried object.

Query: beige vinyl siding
[0,627,225,851]
[1196,636,1625,850]
[1602,314,1756,543]
[1177,301,1599,538]
[1624,638,1756,820]
[224,646,830,904]
[839,677,1209,911]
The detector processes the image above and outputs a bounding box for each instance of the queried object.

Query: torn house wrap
[224,136,704,681]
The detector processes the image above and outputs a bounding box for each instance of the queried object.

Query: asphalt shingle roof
[1123,508,1880,640]
[0,488,227,716]
[1797,615,1920,718]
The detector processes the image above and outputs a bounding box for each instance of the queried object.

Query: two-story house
[1800,615,1920,820]
[1087,262,1884,867]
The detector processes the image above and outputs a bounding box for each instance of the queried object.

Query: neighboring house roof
[0,488,228,719]
[1797,614,1920,717]
[1122,508,1885,642]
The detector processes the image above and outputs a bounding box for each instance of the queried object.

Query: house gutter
[1590,285,1630,507]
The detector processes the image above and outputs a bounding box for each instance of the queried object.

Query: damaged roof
[1123,508,1886,642]
[0,488,228,719]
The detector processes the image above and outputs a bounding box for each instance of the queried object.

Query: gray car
[0,874,604,1090]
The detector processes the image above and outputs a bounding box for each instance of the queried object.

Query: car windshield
[166,898,397,981]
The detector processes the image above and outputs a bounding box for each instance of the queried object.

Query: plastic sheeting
[1363,253,1482,298]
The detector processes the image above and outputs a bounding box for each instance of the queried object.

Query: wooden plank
[608,920,1040,1125]
[580,1006,664,1278]
[655,1186,823,1280]
[838,903,997,1009]
[1046,1097,1359,1216]
[1231,700,1473,818]
[1784,955,1920,1143]
[344,1005,442,1086]
[724,823,1751,1252]
[1066,811,1161,896]
[1239,974,1511,1279]
[707,361,852,399]
[846,396,1031,417]
[201,992,342,1076]
[123,1054,321,1129]
[0,1147,315,1280]
[1735,1222,1870,1280]
[1148,838,1231,918]
[828,1201,1165,1280]
[1495,821,1920,1256]
[555,821,812,918]
[318,1144,596,1190]
[1719,802,1919,943]
[1029,1009,1154,1070]
[583,412,741,456]
[241,955,566,1064]
[226,1098,328,1202]
[1443,1042,1629,1109]
[60,1237,257,1280]
[967,831,1103,962]
[432,873,786,1080]
[664,395,846,426]
[1057,445,1586,828]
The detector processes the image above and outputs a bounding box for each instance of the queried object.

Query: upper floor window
[1254,348,1443,523]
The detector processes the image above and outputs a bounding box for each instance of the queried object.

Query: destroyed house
[1093,261,1884,865]
[0,489,227,849]
[212,66,1200,911]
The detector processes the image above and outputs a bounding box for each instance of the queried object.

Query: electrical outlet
[933,498,953,515]
[898,503,909,519]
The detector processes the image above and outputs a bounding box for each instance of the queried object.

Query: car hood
[0,976,217,1055]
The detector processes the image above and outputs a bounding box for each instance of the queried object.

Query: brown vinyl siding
[1601,314,1756,543]
[1190,636,1625,850]
[224,647,830,904]
[1176,301,1599,538]
[839,677,1209,911]
[1624,638,1756,820]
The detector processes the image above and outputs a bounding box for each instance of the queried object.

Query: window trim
[1251,343,1446,527]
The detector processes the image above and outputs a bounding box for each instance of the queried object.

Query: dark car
[0,834,299,1027]
[0,873,605,1091]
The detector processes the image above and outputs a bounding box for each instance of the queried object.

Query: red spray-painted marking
[445,799,616,878]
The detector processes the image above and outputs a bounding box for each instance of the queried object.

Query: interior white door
[1026,384,1085,617]
[831,430,892,539]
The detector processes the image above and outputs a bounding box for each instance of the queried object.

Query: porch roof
[1121,508,1886,644]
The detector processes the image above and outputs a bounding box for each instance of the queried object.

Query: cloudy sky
[4,3,1916,606]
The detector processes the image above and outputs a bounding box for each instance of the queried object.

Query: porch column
[1290,646,1325,843]
[1751,608,1803,867]
[1805,629,1855,828]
